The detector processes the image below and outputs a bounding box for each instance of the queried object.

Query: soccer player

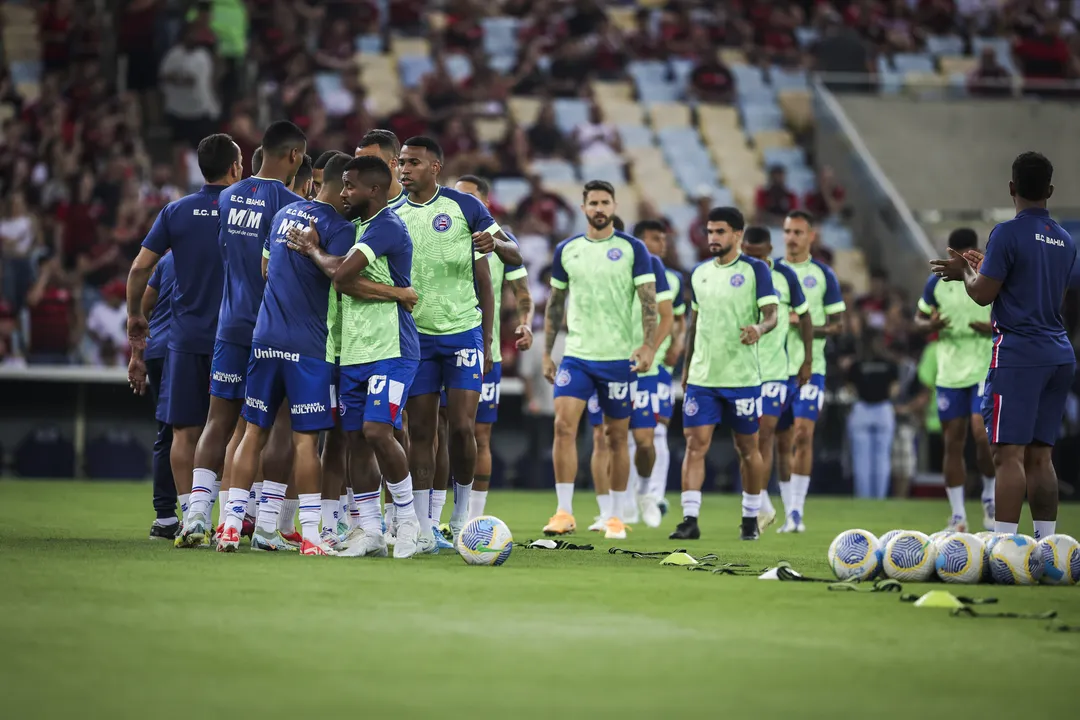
[585,394,611,531]
[931,151,1076,540]
[774,211,845,533]
[292,154,314,199]
[542,180,658,540]
[126,133,243,544]
[311,150,340,198]
[454,174,534,520]
[740,226,812,532]
[626,220,674,528]
[395,136,524,548]
[251,147,263,175]
[915,228,996,532]
[356,129,406,206]
[217,151,353,555]
[286,155,423,559]
[179,120,306,547]
[671,207,778,541]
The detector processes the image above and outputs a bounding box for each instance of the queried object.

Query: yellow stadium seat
[831,250,869,294]
[938,56,978,76]
[648,102,691,129]
[607,7,637,32]
[393,37,430,58]
[777,90,813,133]
[16,82,39,103]
[592,81,633,102]
[719,49,748,66]
[698,104,739,130]
[509,96,542,125]
[753,130,795,156]
[903,71,949,91]
[600,99,645,126]
[474,117,507,144]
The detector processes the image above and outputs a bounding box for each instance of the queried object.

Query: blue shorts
[656,366,675,420]
[630,373,659,430]
[982,363,1074,446]
[683,384,761,435]
[241,343,336,433]
[759,379,792,420]
[937,382,985,423]
[553,356,635,421]
[411,327,484,397]
[162,349,211,427]
[439,389,447,408]
[587,392,603,427]
[477,361,502,425]
[339,357,418,432]
[788,373,825,423]
[210,339,250,400]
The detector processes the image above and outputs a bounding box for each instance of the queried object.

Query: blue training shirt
[254,200,356,360]
[216,177,302,347]
[146,252,175,360]
[980,207,1076,368]
[141,185,227,355]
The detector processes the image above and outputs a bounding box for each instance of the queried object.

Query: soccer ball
[978,532,1001,582]
[1037,534,1080,586]
[928,530,955,546]
[457,515,513,566]
[874,529,906,577]
[828,529,880,581]
[934,533,985,584]
[882,531,937,582]
[988,535,1043,585]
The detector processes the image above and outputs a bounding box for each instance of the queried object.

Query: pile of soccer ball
[827,528,1080,585]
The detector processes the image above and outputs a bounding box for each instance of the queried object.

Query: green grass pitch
[1,480,1078,719]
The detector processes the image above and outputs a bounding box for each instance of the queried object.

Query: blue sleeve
[671,272,686,312]
[821,263,845,314]
[324,220,356,257]
[652,257,670,295]
[780,264,807,311]
[148,262,162,291]
[631,239,655,285]
[457,192,500,235]
[141,205,172,255]
[752,259,778,306]
[917,275,939,315]
[550,240,569,289]
[980,225,1012,282]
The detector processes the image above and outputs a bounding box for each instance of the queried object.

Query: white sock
[178,493,191,520]
[155,516,179,527]
[224,487,248,532]
[414,488,432,533]
[791,473,810,515]
[981,476,996,502]
[247,481,263,517]
[779,481,792,516]
[451,482,471,523]
[346,488,359,528]
[681,490,702,518]
[431,489,447,525]
[995,521,1019,535]
[468,490,488,520]
[298,493,322,544]
[338,494,348,526]
[945,485,966,518]
[742,491,761,518]
[647,424,670,499]
[611,489,631,520]
[321,499,339,533]
[355,490,382,533]
[209,475,221,519]
[279,498,299,534]
[597,493,613,520]
[1033,520,1056,540]
[627,433,641,496]
[256,481,287,533]
[387,475,417,521]
[217,490,228,525]
[760,490,774,515]
[189,468,217,519]
[555,482,574,515]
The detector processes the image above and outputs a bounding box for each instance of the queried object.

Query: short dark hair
[633,219,666,238]
[870,267,889,280]
[786,210,815,226]
[582,179,615,201]
[947,227,979,251]
[260,120,307,157]
[251,146,263,174]
[401,136,443,162]
[1012,151,1053,202]
[344,155,393,188]
[457,174,491,199]
[319,152,353,191]
[358,129,401,157]
[707,206,745,231]
[293,154,313,189]
[197,133,239,183]
[742,225,771,245]
[612,215,625,232]
[313,150,339,171]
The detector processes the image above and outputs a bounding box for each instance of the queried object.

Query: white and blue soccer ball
[977,532,1000,582]
[874,529,906,577]
[883,530,937,582]
[988,534,1043,585]
[457,515,513,566]
[934,533,984,584]
[1037,534,1080,586]
[828,529,880,581]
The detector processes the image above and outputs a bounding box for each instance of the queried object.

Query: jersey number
[481,382,499,403]
[455,349,479,368]
[762,382,787,404]
[607,382,629,401]
[735,398,757,418]
[368,375,387,395]
[799,384,820,402]
[633,389,650,410]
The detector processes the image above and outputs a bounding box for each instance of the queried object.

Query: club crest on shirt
[730,273,745,287]
[432,213,453,232]
[556,368,572,387]
[684,396,699,416]
[803,276,817,288]
[607,248,623,261]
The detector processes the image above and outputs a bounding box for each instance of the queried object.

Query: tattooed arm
[542,286,567,384]
[631,281,657,374]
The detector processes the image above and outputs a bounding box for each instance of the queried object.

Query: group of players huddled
[129,117,945,555]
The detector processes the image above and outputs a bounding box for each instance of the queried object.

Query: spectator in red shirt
[689,43,736,104]
[59,171,103,269]
[39,0,75,74]
[804,166,847,219]
[755,166,798,224]
[515,175,574,239]
[968,46,1013,97]
[1013,19,1078,96]
[857,268,891,332]
[688,190,714,261]
[385,91,430,142]
[25,256,78,364]
[628,8,663,59]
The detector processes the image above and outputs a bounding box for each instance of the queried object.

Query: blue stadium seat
[972,37,1017,74]
[628,60,668,84]
[741,106,786,134]
[891,52,935,74]
[784,168,817,196]
[530,158,577,183]
[926,35,964,57]
[9,60,41,84]
[398,56,433,88]
[794,28,819,48]
[444,54,473,83]
[730,64,767,89]
[553,98,590,134]
[580,161,626,184]
[314,72,344,102]
[636,77,683,103]
[354,34,383,54]
[820,222,854,250]
[490,54,516,74]
[669,57,696,89]
[618,124,654,149]
[482,17,521,57]
[762,147,807,172]
[769,67,808,91]
[492,177,531,210]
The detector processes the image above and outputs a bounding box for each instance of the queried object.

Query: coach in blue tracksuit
[143,252,178,539]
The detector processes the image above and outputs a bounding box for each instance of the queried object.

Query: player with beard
[356,129,406,206]
[542,180,658,539]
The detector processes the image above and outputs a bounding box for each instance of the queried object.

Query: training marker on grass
[660,552,698,566]
[913,591,965,609]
